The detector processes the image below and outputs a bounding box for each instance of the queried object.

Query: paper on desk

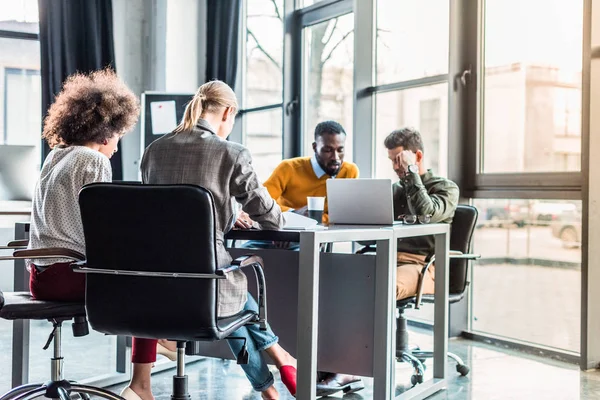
[282,211,318,230]
[150,100,177,135]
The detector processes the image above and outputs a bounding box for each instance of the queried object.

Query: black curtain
[206,0,241,88]
[38,0,122,180]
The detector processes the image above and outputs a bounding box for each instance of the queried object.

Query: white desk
[294,226,395,400]
[291,223,450,400]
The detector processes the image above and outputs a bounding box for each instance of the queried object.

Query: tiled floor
[104,329,600,400]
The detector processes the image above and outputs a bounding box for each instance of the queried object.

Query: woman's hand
[234,211,254,229]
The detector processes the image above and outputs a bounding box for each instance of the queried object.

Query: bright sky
[0,0,38,22]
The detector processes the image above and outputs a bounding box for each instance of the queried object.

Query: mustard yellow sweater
[263,157,359,223]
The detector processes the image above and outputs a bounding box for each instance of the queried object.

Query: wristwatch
[407,164,419,174]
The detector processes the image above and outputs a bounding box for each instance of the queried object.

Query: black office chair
[74,182,268,400]
[396,205,479,385]
[356,205,480,385]
[0,242,120,400]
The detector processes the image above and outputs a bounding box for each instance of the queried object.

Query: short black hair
[314,120,346,140]
[383,127,424,153]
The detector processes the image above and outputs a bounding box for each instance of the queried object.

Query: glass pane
[245,108,283,182]
[481,0,583,173]
[303,13,354,161]
[244,0,283,108]
[301,0,320,7]
[374,83,449,180]
[28,326,117,383]
[376,0,449,85]
[0,0,39,33]
[0,38,42,176]
[471,198,581,352]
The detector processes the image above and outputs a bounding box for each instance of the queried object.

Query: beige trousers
[396,252,435,300]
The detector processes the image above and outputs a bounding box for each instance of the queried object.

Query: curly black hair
[314,120,346,140]
[42,69,140,147]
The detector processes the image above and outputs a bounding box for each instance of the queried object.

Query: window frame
[467,0,583,197]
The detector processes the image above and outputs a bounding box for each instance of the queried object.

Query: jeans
[226,293,279,392]
[240,240,300,251]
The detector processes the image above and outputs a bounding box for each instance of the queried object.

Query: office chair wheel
[410,373,423,386]
[456,364,470,376]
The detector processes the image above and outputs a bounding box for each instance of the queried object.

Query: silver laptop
[327,179,398,225]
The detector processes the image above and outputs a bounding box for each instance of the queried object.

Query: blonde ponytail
[174,81,238,133]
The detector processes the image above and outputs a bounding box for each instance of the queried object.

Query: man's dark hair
[314,120,346,140]
[383,127,424,153]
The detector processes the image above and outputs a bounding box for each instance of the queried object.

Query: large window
[471,199,581,352]
[244,108,283,182]
[0,3,42,167]
[303,13,354,159]
[375,83,448,181]
[481,0,583,173]
[376,0,449,85]
[373,0,449,180]
[4,68,41,147]
[240,0,284,181]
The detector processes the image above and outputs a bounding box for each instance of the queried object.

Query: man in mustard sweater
[263,120,359,223]
[244,121,364,396]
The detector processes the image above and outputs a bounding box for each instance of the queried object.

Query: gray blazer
[140,119,284,316]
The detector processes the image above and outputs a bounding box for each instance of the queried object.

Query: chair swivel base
[396,309,470,386]
[1,380,123,400]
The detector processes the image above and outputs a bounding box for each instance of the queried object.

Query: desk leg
[12,223,30,387]
[433,232,449,380]
[373,238,394,400]
[297,232,319,400]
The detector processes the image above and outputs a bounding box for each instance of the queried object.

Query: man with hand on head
[385,127,459,301]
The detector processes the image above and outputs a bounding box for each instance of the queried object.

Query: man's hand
[293,205,309,217]
[395,150,417,176]
[234,211,254,229]
[273,241,293,249]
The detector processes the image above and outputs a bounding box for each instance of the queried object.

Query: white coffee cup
[307,196,325,223]
[307,196,325,211]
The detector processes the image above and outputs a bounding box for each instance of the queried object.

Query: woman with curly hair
[27,69,162,400]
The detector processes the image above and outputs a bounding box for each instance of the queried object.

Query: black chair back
[448,205,478,294]
[78,183,220,340]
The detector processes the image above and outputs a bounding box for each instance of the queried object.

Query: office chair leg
[411,350,470,376]
[399,352,425,385]
[171,342,191,400]
[395,308,411,358]
[8,386,47,400]
[69,385,123,400]
[448,352,470,376]
[0,384,42,400]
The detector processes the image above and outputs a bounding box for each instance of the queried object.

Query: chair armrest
[15,248,86,261]
[414,251,481,308]
[0,247,86,262]
[231,254,264,269]
[356,245,377,255]
[450,253,481,261]
[0,239,29,250]
[228,254,268,330]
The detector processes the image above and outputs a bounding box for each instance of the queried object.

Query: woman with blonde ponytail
[140,80,298,400]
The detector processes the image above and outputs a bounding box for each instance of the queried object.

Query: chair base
[171,376,191,400]
[396,308,470,386]
[1,381,122,400]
